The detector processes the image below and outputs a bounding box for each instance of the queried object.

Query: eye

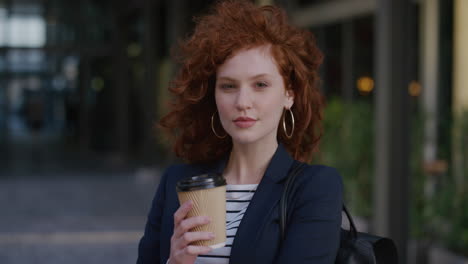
[219,83,235,89]
[255,81,268,88]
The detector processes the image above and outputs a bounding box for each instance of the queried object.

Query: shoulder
[301,164,342,185]
[159,163,209,188]
[162,163,196,177]
[295,164,343,199]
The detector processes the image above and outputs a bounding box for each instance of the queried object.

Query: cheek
[215,95,227,110]
[265,94,286,115]
[272,106,285,124]
[261,101,284,126]
[215,94,231,120]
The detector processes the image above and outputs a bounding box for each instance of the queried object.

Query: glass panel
[0,8,6,46]
[7,15,46,47]
[6,49,45,72]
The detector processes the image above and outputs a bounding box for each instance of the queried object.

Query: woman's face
[215,45,294,146]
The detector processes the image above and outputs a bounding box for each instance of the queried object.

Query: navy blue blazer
[137,144,343,264]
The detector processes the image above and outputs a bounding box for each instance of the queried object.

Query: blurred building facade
[0,0,215,172]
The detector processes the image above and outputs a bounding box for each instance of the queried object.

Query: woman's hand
[168,201,214,264]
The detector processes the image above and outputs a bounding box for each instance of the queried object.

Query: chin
[230,136,257,145]
[227,127,277,146]
[228,132,260,145]
[230,132,276,146]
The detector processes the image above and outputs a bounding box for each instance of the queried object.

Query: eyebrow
[217,73,271,81]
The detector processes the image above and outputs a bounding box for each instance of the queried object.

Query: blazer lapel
[229,144,294,264]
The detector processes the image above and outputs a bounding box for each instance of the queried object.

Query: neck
[223,141,278,185]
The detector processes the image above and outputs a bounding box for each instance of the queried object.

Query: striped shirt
[195,184,258,264]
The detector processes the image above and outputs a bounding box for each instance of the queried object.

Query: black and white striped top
[195,184,258,264]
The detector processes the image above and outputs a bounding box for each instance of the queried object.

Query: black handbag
[280,161,399,264]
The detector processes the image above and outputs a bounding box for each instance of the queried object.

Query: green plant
[314,97,374,217]
[316,98,468,257]
[417,110,468,257]
[444,110,468,257]
[408,109,427,239]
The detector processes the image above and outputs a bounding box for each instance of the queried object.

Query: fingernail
[205,216,212,222]
[209,233,215,238]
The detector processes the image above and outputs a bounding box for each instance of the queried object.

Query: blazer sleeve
[137,166,172,264]
[274,166,343,264]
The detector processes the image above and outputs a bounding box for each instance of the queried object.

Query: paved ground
[0,169,162,264]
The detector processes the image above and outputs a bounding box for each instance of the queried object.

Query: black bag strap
[280,162,358,241]
[280,160,306,241]
[342,204,358,239]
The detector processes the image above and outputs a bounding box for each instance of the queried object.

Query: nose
[235,87,252,111]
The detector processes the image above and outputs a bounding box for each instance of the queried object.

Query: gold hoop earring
[282,108,295,139]
[211,111,227,139]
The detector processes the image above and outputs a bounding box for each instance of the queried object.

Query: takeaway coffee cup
[176,173,227,249]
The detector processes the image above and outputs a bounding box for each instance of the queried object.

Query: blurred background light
[408,80,422,97]
[127,43,142,58]
[356,76,374,95]
[0,14,46,47]
[91,77,105,92]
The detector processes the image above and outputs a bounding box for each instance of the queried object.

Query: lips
[233,117,257,128]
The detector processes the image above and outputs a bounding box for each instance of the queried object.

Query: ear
[284,89,294,109]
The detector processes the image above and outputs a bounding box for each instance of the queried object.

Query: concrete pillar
[453,0,468,114]
[452,0,468,190]
[315,27,327,94]
[420,0,439,163]
[166,0,185,53]
[111,9,130,157]
[342,21,355,101]
[140,0,158,160]
[374,0,412,263]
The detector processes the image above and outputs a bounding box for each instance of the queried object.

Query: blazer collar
[263,143,295,183]
[227,143,295,264]
[208,143,294,183]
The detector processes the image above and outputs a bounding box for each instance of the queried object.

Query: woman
[137,1,343,263]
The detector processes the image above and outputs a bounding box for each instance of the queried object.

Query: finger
[173,201,193,226]
[174,216,211,238]
[183,245,212,256]
[178,231,215,247]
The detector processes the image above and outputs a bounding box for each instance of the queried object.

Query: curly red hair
[159,0,324,163]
